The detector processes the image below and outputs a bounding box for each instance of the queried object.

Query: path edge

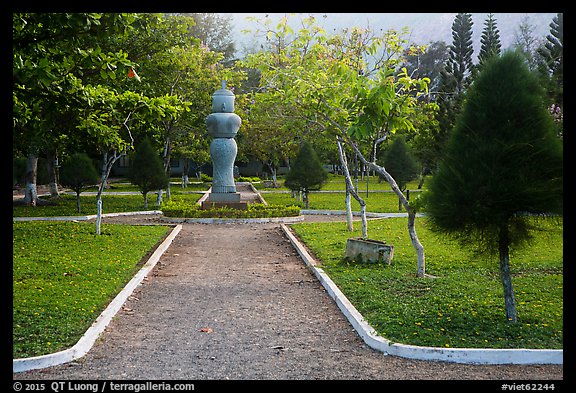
[13,224,183,373]
[280,224,563,365]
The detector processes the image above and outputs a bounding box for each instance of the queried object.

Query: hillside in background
[226,13,558,59]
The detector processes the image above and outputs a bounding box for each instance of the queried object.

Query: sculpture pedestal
[201,191,247,210]
[208,192,241,203]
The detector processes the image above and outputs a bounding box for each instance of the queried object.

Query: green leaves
[241,14,431,148]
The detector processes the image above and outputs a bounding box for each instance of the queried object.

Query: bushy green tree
[60,153,99,213]
[424,51,563,323]
[285,141,328,209]
[128,139,169,209]
[381,136,419,210]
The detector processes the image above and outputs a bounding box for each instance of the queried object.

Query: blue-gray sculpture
[204,81,242,205]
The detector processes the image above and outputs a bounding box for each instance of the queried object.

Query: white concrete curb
[13,210,163,222]
[13,224,183,373]
[163,216,304,224]
[280,224,563,365]
[300,209,425,218]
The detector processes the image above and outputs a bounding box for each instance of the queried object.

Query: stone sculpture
[203,81,245,209]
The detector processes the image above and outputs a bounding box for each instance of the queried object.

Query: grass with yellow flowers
[13,221,171,358]
[290,216,563,349]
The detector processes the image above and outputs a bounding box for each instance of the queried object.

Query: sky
[221,13,557,58]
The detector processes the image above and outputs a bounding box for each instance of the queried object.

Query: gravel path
[14,221,563,381]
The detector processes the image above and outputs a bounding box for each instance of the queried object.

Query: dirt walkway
[14,221,563,380]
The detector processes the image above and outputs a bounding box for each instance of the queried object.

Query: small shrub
[200,173,213,183]
[59,153,99,213]
[161,198,299,218]
[237,176,262,183]
[128,138,169,209]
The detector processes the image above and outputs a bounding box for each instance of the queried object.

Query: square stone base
[208,192,241,203]
[201,192,247,210]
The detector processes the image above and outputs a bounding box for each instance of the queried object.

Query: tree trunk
[304,190,309,209]
[24,153,38,206]
[407,210,425,277]
[46,149,60,197]
[337,140,368,238]
[144,192,149,209]
[156,189,162,207]
[499,225,518,322]
[265,160,278,188]
[158,132,171,205]
[349,141,426,277]
[271,167,278,188]
[345,189,353,232]
[96,150,124,235]
[95,198,103,235]
[75,191,81,213]
[182,158,190,188]
[365,167,370,198]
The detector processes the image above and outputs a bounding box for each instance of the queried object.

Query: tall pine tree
[446,13,474,95]
[424,51,563,323]
[537,13,563,105]
[436,13,474,150]
[478,13,502,68]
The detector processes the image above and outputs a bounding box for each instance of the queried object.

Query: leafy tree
[513,16,542,71]
[424,51,563,323]
[59,153,99,213]
[128,138,169,209]
[184,13,236,63]
[241,15,430,276]
[74,84,184,233]
[404,40,449,93]
[381,136,419,210]
[284,141,328,209]
[477,13,502,69]
[13,13,139,206]
[122,13,241,204]
[239,91,303,187]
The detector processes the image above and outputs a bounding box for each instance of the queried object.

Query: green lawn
[12,221,171,358]
[256,173,423,192]
[13,177,562,352]
[258,173,421,213]
[14,174,414,217]
[262,189,417,213]
[13,193,203,217]
[290,216,563,349]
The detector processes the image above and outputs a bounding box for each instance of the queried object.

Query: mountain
[224,13,558,59]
